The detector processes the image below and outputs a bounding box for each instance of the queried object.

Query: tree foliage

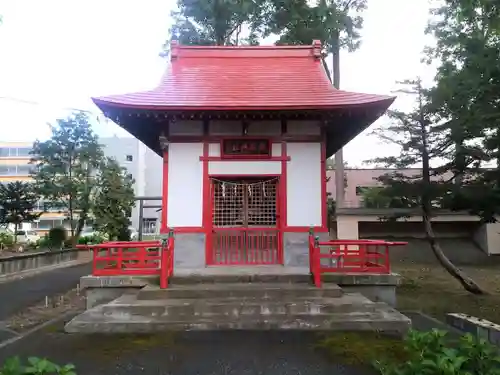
[30,113,103,241]
[92,157,135,241]
[163,0,268,53]
[424,0,500,221]
[0,182,40,241]
[264,0,366,52]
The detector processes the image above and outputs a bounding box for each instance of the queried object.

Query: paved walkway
[0,263,92,341]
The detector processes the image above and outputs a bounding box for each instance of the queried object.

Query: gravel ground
[0,325,375,375]
[6,288,86,333]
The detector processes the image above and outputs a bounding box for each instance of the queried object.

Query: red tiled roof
[92,41,394,111]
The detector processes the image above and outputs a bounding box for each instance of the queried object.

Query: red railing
[76,231,175,289]
[210,228,281,265]
[308,230,406,287]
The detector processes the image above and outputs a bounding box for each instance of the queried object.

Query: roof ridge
[170,40,323,61]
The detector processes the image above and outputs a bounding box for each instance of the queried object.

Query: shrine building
[92,40,395,270]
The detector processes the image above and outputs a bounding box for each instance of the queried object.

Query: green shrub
[116,226,131,241]
[375,329,500,375]
[48,227,67,248]
[37,235,52,249]
[0,232,14,247]
[77,234,104,245]
[0,356,76,374]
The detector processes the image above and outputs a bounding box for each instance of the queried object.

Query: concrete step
[138,283,343,300]
[66,303,411,334]
[103,294,384,317]
[170,268,311,285]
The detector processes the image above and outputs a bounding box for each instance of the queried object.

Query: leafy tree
[30,112,103,242]
[163,0,268,54]
[264,0,367,207]
[367,79,486,295]
[92,157,135,241]
[424,0,500,221]
[0,182,41,243]
[358,187,392,209]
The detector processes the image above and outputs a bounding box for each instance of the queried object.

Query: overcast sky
[0,0,435,166]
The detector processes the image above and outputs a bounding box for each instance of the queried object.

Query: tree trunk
[13,223,18,244]
[332,34,345,208]
[75,211,87,243]
[423,216,487,294]
[418,80,487,295]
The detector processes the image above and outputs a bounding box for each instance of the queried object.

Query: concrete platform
[65,283,411,334]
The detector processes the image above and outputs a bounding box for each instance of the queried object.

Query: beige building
[328,168,500,256]
[0,141,69,233]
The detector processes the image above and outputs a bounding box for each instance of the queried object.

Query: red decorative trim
[169,135,322,143]
[173,227,205,233]
[200,156,290,162]
[320,136,327,230]
[161,150,169,232]
[209,174,281,178]
[284,226,328,233]
[220,137,272,160]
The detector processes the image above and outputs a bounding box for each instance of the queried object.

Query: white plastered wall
[167,143,203,227]
[286,142,322,227]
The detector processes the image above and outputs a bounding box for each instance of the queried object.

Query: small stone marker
[446,313,500,345]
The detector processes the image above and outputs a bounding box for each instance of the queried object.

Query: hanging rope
[210,177,279,187]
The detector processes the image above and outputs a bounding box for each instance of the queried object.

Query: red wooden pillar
[161,149,169,233]
[320,136,327,231]
[202,141,211,265]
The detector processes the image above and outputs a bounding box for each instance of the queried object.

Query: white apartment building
[100,136,163,233]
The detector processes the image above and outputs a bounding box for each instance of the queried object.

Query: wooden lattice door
[209,177,281,265]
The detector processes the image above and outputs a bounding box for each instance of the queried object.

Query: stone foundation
[322,273,401,307]
[80,275,151,309]
[283,232,329,267]
[173,233,205,269]
[79,270,401,309]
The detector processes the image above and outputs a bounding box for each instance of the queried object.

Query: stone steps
[104,293,387,317]
[66,302,410,333]
[65,287,411,334]
[138,283,343,300]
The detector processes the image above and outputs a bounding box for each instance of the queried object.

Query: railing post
[92,247,98,276]
[159,232,169,289]
[313,235,322,288]
[168,228,174,277]
[308,227,314,275]
[384,244,390,273]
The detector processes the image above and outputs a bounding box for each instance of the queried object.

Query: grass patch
[316,332,407,366]
[395,262,500,324]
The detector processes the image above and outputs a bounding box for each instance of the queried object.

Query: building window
[0,164,33,176]
[31,219,69,230]
[17,147,31,157]
[0,147,31,157]
[142,218,157,234]
[126,155,133,162]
